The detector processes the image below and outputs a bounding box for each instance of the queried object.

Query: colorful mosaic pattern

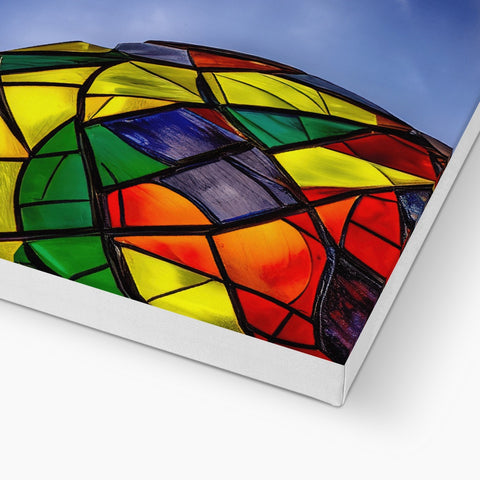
[0,40,452,363]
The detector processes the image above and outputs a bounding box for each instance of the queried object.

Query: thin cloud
[395,0,412,15]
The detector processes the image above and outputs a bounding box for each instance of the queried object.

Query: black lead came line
[146,279,213,304]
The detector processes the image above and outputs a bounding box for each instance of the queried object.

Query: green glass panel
[21,201,92,230]
[37,121,78,155]
[13,243,34,268]
[20,154,88,204]
[85,124,169,186]
[20,155,63,204]
[28,236,107,279]
[228,108,362,148]
[300,116,361,139]
[42,154,89,202]
[228,108,308,147]
[0,53,124,73]
[76,267,123,296]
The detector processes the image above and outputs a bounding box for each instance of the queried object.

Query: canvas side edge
[342,103,480,403]
[0,258,345,406]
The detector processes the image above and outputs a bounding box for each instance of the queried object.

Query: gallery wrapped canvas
[0,40,463,403]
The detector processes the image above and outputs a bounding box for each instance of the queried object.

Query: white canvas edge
[343,103,480,403]
[0,257,345,405]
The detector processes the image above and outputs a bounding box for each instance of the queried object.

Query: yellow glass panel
[275,146,394,188]
[84,96,113,121]
[133,62,200,97]
[201,73,226,103]
[372,163,434,187]
[276,146,433,189]
[322,93,377,125]
[88,62,202,102]
[89,96,173,121]
[0,161,22,231]
[13,41,110,53]
[151,281,242,333]
[211,72,327,114]
[3,85,78,148]
[122,247,210,301]
[0,116,28,158]
[3,66,100,85]
[0,241,22,262]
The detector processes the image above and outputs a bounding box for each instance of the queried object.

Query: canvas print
[0,40,452,364]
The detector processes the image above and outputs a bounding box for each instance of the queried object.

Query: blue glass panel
[161,159,283,222]
[398,191,431,225]
[320,258,383,364]
[104,108,243,163]
[115,43,192,66]
[227,149,298,205]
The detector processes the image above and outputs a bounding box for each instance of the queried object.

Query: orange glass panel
[376,115,410,130]
[214,220,311,304]
[315,196,358,244]
[107,183,212,227]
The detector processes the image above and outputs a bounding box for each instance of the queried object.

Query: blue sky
[2,0,480,146]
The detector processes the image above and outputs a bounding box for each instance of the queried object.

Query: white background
[1,132,479,478]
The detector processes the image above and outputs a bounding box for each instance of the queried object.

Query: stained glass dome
[0,40,452,363]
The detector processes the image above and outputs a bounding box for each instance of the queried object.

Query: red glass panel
[276,315,315,345]
[190,50,283,72]
[325,133,436,180]
[289,346,330,360]
[187,107,243,135]
[289,231,327,316]
[350,194,401,245]
[107,190,122,227]
[284,212,319,238]
[237,289,290,336]
[303,186,359,202]
[344,223,400,278]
